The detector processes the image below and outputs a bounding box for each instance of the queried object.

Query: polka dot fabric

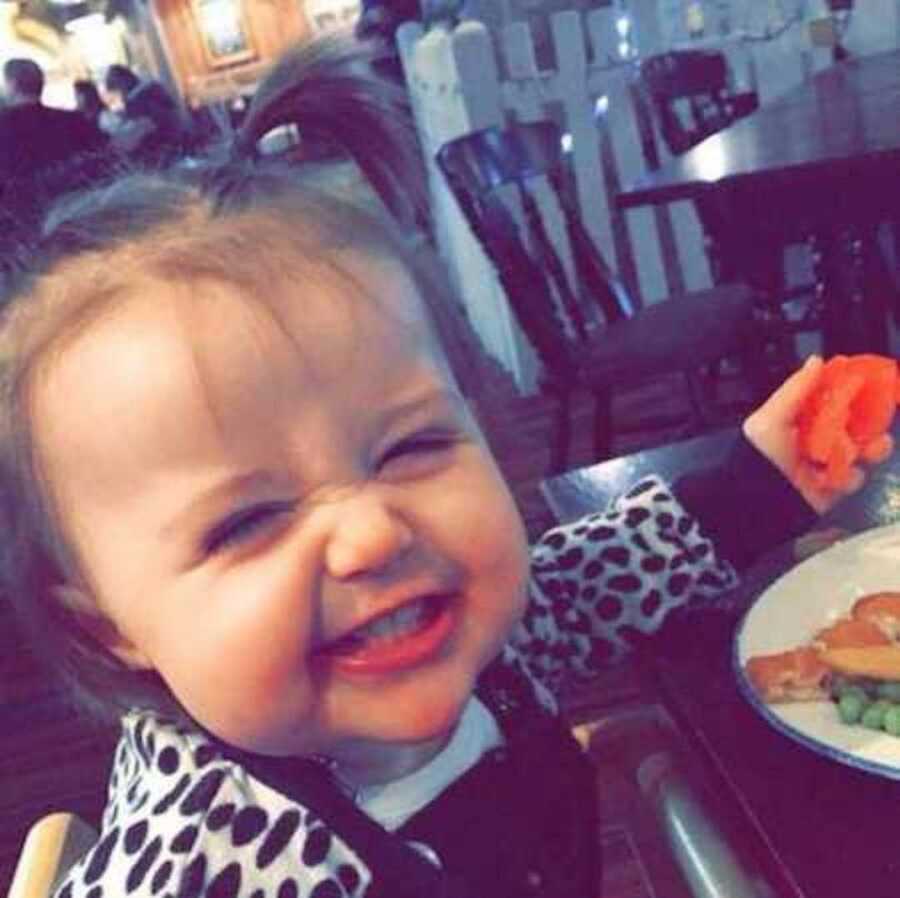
[53,476,738,897]
[53,712,371,898]
[512,476,738,693]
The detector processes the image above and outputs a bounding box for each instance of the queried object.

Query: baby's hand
[743,356,895,514]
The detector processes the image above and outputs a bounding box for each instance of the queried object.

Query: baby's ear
[53,585,152,670]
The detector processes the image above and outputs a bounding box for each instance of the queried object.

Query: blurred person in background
[103,63,185,167]
[74,78,121,134]
[0,59,113,288]
[0,58,107,183]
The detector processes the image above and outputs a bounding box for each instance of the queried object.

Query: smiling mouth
[316,594,457,675]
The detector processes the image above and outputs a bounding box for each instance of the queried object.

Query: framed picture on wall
[193,0,257,68]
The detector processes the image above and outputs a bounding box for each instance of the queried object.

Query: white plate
[734,523,900,779]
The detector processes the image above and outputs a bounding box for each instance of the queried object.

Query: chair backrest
[638,50,758,156]
[9,813,97,898]
[436,119,636,385]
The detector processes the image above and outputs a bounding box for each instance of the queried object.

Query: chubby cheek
[469,529,531,663]
[444,458,531,651]
[471,513,528,600]
[149,588,323,755]
[163,648,315,754]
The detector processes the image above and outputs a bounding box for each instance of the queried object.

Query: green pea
[838,692,866,725]
[861,701,891,730]
[884,706,900,736]
[876,682,900,702]
[838,685,871,704]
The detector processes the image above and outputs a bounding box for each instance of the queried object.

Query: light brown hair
[0,36,475,725]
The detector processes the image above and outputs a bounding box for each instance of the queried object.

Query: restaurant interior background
[2,2,900,897]
[1,0,898,384]
[1,0,898,144]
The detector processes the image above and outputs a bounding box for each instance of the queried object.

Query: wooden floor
[0,321,761,896]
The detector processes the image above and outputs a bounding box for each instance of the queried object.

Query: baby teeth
[359,600,426,641]
[324,596,449,656]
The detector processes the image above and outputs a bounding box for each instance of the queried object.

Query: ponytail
[233,35,427,230]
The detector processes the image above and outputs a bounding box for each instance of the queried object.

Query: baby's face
[36,255,529,777]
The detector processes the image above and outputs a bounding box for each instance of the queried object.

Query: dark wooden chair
[631,50,820,345]
[436,119,770,471]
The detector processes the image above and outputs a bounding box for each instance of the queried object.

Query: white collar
[354,695,503,831]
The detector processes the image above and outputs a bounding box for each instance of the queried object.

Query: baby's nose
[324,493,414,580]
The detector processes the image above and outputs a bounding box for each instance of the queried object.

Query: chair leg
[591,390,614,462]
[550,388,573,474]
[684,370,710,428]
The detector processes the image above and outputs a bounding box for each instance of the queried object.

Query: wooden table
[543,423,900,898]
[618,51,900,357]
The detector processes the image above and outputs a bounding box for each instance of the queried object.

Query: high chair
[8,813,97,898]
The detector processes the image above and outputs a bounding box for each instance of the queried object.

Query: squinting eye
[379,433,456,469]
[203,502,294,555]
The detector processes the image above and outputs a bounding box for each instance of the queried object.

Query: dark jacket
[0,103,111,282]
[121,80,184,166]
[0,102,107,183]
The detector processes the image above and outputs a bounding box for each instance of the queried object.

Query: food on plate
[820,646,900,680]
[796,354,899,489]
[831,677,900,735]
[744,590,900,735]
[744,647,831,703]
[849,591,900,639]
[813,616,891,650]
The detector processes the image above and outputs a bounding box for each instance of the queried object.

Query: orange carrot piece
[825,429,859,489]
[815,617,891,649]
[845,355,898,444]
[797,354,899,490]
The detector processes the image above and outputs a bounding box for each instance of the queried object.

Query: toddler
[0,38,889,898]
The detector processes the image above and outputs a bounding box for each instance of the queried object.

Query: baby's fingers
[808,464,866,496]
[795,462,865,513]
[860,434,894,465]
[840,466,866,496]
